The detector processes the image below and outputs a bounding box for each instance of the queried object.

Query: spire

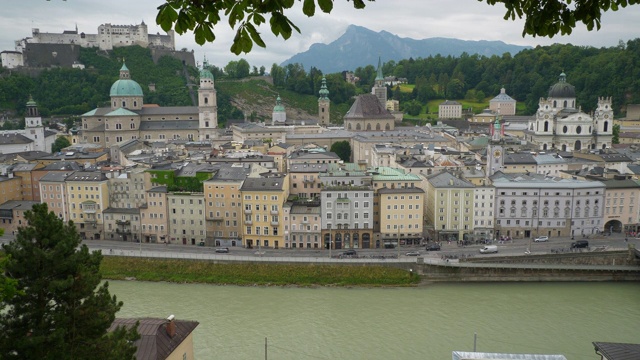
[559,71,566,83]
[119,60,130,79]
[318,76,329,101]
[375,56,383,81]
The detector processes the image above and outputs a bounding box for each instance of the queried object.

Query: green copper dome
[273,95,285,112]
[200,68,214,80]
[318,76,329,100]
[110,63,143,97]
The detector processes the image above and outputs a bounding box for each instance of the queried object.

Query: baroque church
[79,61,218,147]
[525,72,613,151]
[343,57,396,131]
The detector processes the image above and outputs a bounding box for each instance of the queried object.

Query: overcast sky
[2,1,639,71]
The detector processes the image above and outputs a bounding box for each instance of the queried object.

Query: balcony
[244,220,253,225]
[244,209,252,215]
[116,220,130,226]
[116,228,132,234]
[270,221,279,226]
[270,210,279,215]
[301,219,309,224]
[303,178,315,183]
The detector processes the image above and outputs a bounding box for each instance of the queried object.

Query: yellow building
[240,174,289,249]
[426,171,475,242]
[0,176,23,205]
[203,165,248,247]
[65,171,110,240]
[378,187,424,246]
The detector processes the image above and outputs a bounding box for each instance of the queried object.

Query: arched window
[603,121,609,132]
[376,123,381,130]
[122,101,126,107]
[366,124,371,131]
[347,123,352,130]
[385,123,390,130]
[553,101,557,107]
[563,100,568,108]
[544,121,549,132]
[356,123,361,130]
[204,97,208,104]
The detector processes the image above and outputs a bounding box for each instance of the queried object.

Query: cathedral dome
[200,68,214,80]
[110,63,143,97]
[548,72,575,98]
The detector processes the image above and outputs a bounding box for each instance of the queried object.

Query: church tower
[272,95,286,125]
[372,57,387,108]
[594,96,614,149]
[198,57,218,140]
[318,76,330,126]
[24,96,46,152]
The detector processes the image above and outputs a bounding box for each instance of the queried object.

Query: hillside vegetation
[2,39,639,123]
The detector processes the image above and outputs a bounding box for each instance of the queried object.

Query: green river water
[109,281,640,359]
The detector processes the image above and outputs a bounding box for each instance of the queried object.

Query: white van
[479,245,498,254]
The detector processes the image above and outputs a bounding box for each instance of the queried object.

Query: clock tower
[486,144,503,177]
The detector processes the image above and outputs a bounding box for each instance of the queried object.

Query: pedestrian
[625,237,628,243]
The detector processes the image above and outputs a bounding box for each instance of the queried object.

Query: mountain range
[281,25,531,73]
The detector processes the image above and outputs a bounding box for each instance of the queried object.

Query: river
[109,281,640,359]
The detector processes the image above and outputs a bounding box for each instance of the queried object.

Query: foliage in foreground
[0,204,138,360]
[101,257,419,286]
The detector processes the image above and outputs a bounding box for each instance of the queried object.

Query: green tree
[156,0,638,53]
[0,204,139,359]
[330,140,351,162]
[612,124,620,144]
[237,59,251,78]
[51,136,71,153]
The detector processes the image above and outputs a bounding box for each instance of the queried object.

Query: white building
[439,100,462,119]
[525,72,613,151]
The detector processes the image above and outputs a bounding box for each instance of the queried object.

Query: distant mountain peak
[281,26,530,73]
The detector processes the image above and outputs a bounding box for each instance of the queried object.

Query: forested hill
[1,40,640,121]
[0,46,197,116]
[270,38,640,116]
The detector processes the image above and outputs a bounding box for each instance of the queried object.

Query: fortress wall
[22,43,80,68]
[151,48,195,67]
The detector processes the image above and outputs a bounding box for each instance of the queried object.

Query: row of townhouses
[1,59,639,248]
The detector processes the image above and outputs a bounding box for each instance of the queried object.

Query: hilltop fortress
[1,22,193,70]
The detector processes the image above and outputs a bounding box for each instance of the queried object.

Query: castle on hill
[1,22,175,69]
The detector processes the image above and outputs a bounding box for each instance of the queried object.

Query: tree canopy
[0,203,138,359]
[330,140,351,162]
[156,0,639,54]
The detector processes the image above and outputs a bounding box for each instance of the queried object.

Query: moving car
[342,249,357,256]
[534,236,549,242]
[425,243,441,251]
[215,247,229,253]
[405,251,421,256]
[571,240,589,249]
[479,245,498,254]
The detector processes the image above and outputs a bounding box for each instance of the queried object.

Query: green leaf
[245,23,266,48]
[156,4,179,32]
[318,0,334,13]
[303,0,316,16]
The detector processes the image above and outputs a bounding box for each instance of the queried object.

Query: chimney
[166,315,176,338]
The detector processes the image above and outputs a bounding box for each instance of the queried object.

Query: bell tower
[24,96,46,152]
[198,57,218,140]
[318,76,330,126]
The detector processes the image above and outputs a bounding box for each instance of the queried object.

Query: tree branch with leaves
[156,0,638,55]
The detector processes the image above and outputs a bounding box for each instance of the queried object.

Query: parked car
[479,245,498,254]
[425,243,441,251]
[215,247,229,253]
[534,236,549,242]
[342,249,357,256]
[571,240,589,249]
[405,251,421,256]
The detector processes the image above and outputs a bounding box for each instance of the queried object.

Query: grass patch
[100,257,419,287]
